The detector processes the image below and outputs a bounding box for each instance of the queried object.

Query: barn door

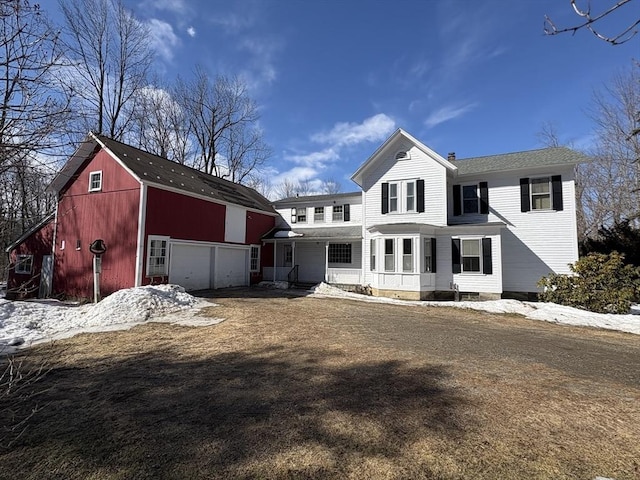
[39,255,53,298]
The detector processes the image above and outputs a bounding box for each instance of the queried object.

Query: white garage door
[215,247,248,288]
[169,244,211,291]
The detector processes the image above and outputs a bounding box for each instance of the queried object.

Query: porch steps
[289,282,317,291]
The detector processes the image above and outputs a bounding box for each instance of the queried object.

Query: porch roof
[262,226,362,241]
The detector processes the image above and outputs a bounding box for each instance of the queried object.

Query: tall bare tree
[0,0,68,278]
[58,0,154,140]
[581,63,640,236]
[175,66,271,182]
[544,0,639,45]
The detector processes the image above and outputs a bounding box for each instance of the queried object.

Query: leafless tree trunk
[0,0,69,280]
[58,0,153,140]
[175,66,271,182]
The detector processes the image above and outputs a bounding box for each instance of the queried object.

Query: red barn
[6,133,277,300]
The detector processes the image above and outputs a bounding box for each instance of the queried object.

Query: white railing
[326,268,362,284]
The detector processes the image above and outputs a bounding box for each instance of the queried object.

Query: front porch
[262,227,363,287]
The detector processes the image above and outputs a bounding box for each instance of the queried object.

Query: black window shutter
[382,183,389,214]
[343,204,350,221]
[551,175,563,211]
[417,179,425,213]
[452,239,461,274]
[453,185,461,216]
[431,237,437,273]
[482,237,493,275]
[479,181,489,214]
[520,178,530,212]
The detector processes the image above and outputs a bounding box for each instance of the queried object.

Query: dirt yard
[1,287,639,479]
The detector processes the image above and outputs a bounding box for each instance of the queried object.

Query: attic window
[395,150,410,160]
[88,171,102,192]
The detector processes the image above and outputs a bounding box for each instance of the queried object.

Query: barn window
[147,235,169,276]
[88,171,103,192]
[15,255,33,274]
[250,245,260,272]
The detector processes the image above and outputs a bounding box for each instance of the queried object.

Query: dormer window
[88,171,102,192]
[395,150,410,160]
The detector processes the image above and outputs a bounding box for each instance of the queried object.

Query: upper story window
[406,181,415,212]
[520,176,563,212]
[332,205,343,221]
[453,182,488,216]
[382,180,425,214]
[296,208,307,223]
[88,171,103,192]
[314,207,324,223]
[15,254,33,274]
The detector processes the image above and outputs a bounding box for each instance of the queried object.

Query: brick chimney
[447,152,456,162]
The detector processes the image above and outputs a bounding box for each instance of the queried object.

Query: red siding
[53,150,140,299]
[246,211,276,284]
[7,220,55,298]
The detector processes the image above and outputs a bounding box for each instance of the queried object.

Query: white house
[263,129,585,300]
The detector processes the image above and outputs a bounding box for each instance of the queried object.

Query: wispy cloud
[146,18,180,61]
[312,113,396,148]
[139,0,191,16]
[209,11,257,34]
[187,26,196,37]
[424,102,478,128]
[288,148,339,167]
[271,166,321,186]
[239,36,282,88]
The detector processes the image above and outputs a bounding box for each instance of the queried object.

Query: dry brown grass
[0,292,639,479]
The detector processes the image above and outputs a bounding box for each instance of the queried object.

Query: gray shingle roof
[95,135,275,214]
[274,191,361,206]
[263,226,362,240]
[455,147,588,176]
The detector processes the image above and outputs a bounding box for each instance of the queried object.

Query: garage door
[169,244,211,291]
[215,247,248,288]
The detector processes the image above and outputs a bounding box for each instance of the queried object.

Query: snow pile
[258,281,290,290]
[0,284,217,351]
[312,283,640,335]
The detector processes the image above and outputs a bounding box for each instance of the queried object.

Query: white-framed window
[284,245,293,266]
[328,243,351,264]
[389,183,398,213]
[296,208,307,223]
[384,238,395,272]
[15,254,33,274]
[461,239,481,272]
[531,177,551,210]
[423,238,433,273]
[402,238,413,272]
[332,205,343,221]
[88,171,103,192]
[147,235,169,276]
[370,238,376,271]
[406,181,416,212]
[462,184,479,214]
[250,245,260,272]
[314,207,324,223]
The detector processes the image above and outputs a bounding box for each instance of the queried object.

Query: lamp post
[89,239,107,303]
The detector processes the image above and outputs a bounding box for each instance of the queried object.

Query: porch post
[324,241,329,282]
[292,240,296,267]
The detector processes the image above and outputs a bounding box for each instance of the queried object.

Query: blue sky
[45,0,637,193]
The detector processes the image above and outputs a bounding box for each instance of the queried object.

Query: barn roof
[49,133,276,215]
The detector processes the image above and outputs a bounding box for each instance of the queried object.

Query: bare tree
[175,66,271,182]
[321,178,342,194]
[131,83,191,164]
[0,0,69,279]
[58,0,154,140]
[544,0,640,45]
[581,63,640,236]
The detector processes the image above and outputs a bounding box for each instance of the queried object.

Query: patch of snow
[311,283,640,335]
[0,284,217,353]
[274,230,303,238]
